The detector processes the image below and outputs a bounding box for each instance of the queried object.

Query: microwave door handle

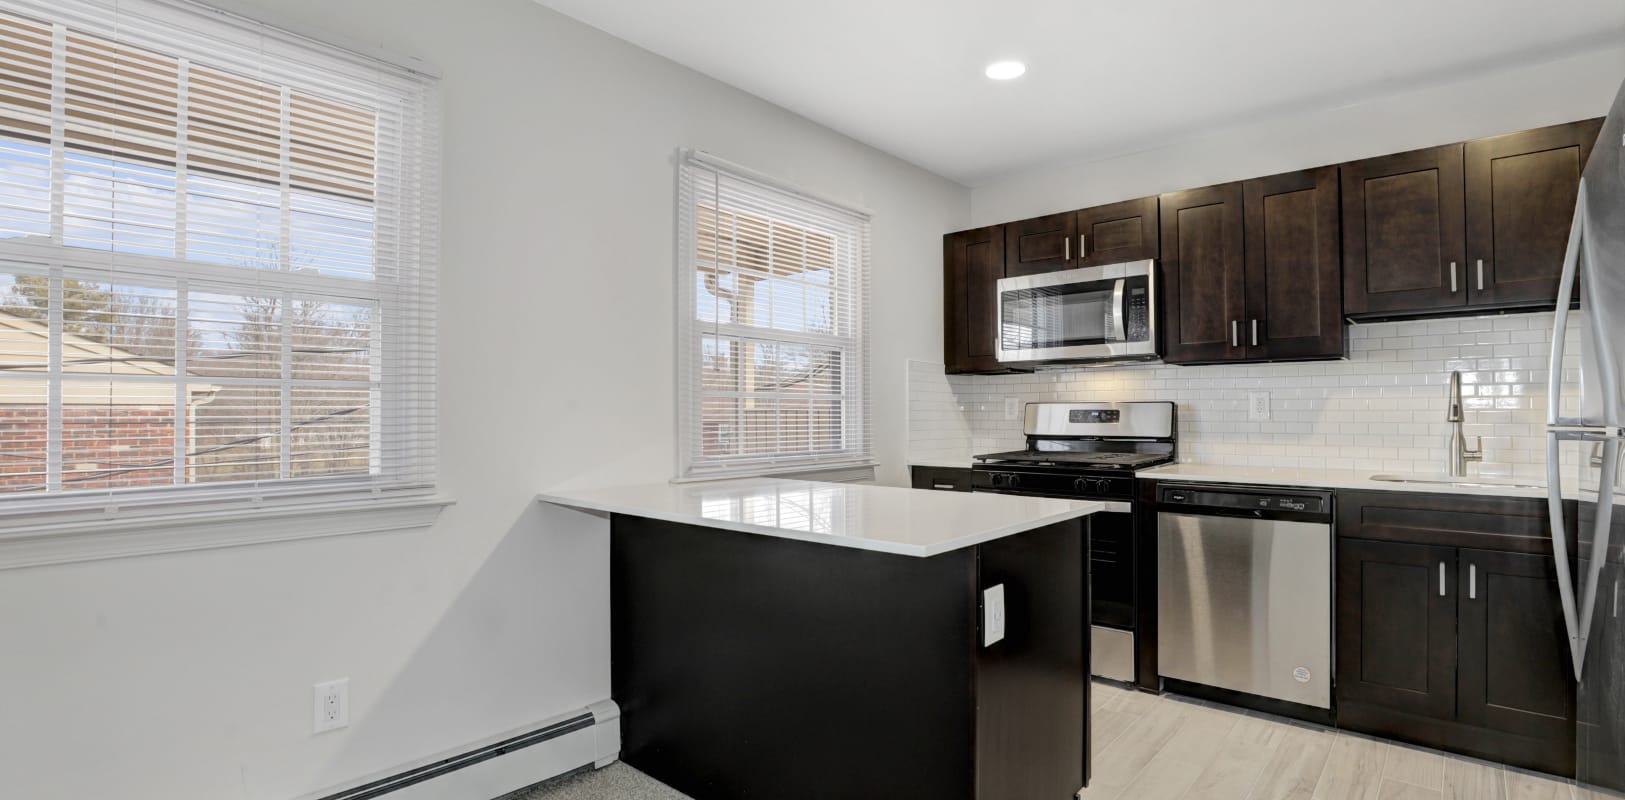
[1111,279,1127,342]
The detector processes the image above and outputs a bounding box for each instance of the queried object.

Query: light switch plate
[983,584,1006,647]
[1248,391,1271,422]
[1003,398,1021,421]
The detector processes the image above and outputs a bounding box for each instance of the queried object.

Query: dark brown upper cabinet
[1004,211,1076,277]
[1159,183,1246,364]
[1341,144,1467,317]
[1465,118,1603,308]
[1242,167,1345,361]
[944,225,1017,375]
[1075,196,1159,269]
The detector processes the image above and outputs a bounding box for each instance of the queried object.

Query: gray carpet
[506,763,690,800]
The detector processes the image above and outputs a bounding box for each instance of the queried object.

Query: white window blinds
[0,0,439,513]
[676,152,871,479]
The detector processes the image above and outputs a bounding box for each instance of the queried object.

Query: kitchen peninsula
[539,478,1101,800]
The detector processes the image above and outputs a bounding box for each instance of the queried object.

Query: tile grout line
[1105,692,1194,800]
[1300,731,1352,800]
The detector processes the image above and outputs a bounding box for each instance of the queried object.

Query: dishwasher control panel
[1159,485,1331,518]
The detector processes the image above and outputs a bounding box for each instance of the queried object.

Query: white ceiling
[536,0,1625,186]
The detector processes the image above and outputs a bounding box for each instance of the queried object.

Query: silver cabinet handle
[1232,320,1239,348]
[1251,319,1259,347]
[1080,234,1087,260]
[1477,259,1485,291]
[1450,261,1459,293]
[932,483,955,490]
[1064,236,1070,262]
[1470,564,1477,600]
[1440,561,1447,596]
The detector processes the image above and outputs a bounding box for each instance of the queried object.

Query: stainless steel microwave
[995,259,1158,366]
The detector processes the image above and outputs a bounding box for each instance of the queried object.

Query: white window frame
[675,150,873,481]
[0,0,446,566]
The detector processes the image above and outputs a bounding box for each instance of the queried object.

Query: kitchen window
[676,152,871,479]
[0,0,439,531]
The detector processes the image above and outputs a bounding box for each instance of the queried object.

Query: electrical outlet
[1003,397,1021,421]
[1248,391,1271,422]
[313,679,349,734]
[983,584,1006,647]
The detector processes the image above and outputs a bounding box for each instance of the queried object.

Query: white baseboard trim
[301,700,620,800]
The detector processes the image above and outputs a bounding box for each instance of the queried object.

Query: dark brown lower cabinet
[1456,548,1576,741]
[1336,493,1576,777]
[1336,539,1458,721]
[612,514,1089,800]
[911,465,974,492]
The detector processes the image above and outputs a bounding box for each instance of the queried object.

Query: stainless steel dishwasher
[1156,484,1333,709]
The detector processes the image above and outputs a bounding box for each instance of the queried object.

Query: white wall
[0,2,967,798]
[970,42,1625,226]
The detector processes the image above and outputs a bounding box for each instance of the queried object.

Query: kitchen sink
[1367,473,1547,490]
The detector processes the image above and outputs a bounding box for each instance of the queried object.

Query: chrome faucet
[1446,370,1483,477]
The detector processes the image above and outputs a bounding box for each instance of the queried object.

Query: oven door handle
[1111,278,1127,342]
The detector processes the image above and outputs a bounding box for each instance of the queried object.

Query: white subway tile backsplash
[908,311,1578,480]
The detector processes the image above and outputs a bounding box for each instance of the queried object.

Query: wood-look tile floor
[1087,681,1587,800]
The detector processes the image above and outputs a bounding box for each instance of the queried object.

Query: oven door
[996,260,1157,364]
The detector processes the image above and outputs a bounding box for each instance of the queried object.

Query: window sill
[672,461,878,485]
[0,493,454,571]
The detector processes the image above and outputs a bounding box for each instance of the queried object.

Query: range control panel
[1069,408,1120,424]
[1160,485,1331,517]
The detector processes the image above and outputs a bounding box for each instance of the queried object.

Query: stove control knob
[1005,474,1021,489]
[1073,477,1090,493]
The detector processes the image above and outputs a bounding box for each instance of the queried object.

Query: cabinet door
[1004,212,1077,277]
[1336,538,1458,721]
[1076,196,1158,269]
[944,226,1007,374]
[1243,166,1344,360]
[1465,118,1603,308]
[1159,183,1245,364]
[1341,144,1466,317]
[1456,548,1575,741]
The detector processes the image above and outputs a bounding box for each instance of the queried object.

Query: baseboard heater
[308,700,620,800]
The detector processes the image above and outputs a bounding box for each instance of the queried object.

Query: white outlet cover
[1003,397,1021,421]
[313,678,350,734]
[1248,391,1271,422]
[983,584,1006,647]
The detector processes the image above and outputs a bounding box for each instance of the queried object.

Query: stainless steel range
[973,401,1177,683]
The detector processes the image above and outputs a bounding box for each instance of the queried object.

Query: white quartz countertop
[537,478,1101,557]
[1138,463,1552,499]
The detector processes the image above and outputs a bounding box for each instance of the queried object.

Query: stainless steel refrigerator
[1550,76,1625,795]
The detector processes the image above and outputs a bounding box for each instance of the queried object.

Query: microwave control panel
[1125,287,1150,341]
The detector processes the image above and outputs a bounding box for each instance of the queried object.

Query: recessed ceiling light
[985,61,1026,81]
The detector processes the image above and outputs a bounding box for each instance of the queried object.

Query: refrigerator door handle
[1549,435,1586,680]
[1550,432,1625,682]
[1548,180,1587,426]
[1577,437,1622,676]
